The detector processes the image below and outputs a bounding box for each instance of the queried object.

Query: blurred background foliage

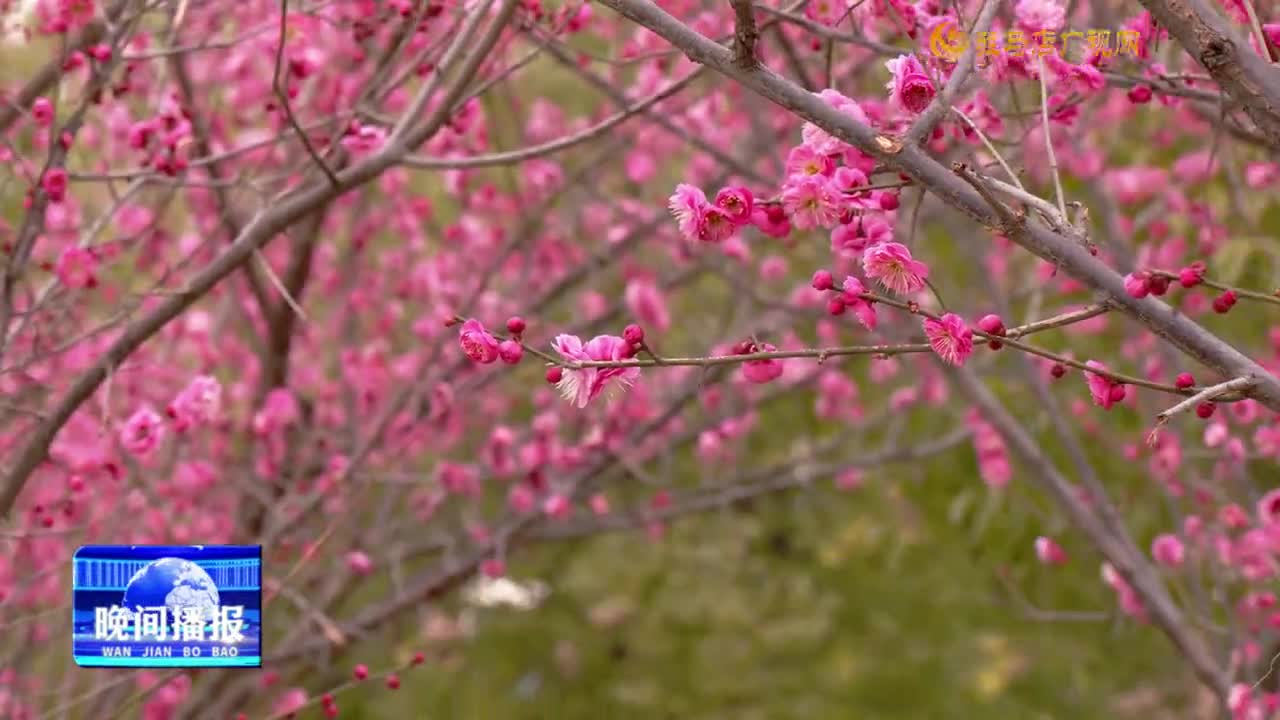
[333,448,1208,719]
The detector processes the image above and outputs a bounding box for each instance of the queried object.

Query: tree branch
[1134,0,1280,147]
[730,0,760,68]
[590,0,1280,414]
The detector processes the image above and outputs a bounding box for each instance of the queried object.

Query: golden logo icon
[929,22,968,62]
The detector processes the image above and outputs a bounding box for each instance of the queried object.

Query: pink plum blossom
[781,175,842,230]
[923,314,974,366]
[1083,360,1126,410]
[459,319,500,364]
[839,276,878,331]
[741,343,784,384]
[801,89,869,155]
[885,54,936,114]
[551,334,641,408]
[862,242,929,295]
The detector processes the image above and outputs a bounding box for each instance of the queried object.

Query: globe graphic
[121,557,220,623]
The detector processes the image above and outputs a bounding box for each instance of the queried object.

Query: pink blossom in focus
[840,276,878,331]
[1083,360,1125,410]
[923,313,973,366]
[551,334,641,408]
[785,145,835,178]
[458,319,500,364]
[740,342,784,384]
[781,175,842,230]
[863,242,929,295]
[885,54,936,114]
[713,186,754,225]
[668,183,709,241]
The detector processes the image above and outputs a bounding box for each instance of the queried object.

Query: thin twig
[1155,377,1253,424]
[1036,56,1068,220]
[273,0,340,187]
[253,249,308,322]
[981,175,1067,227]
[951,107,1023,188]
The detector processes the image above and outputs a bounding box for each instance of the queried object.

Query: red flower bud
[623,323,645,345]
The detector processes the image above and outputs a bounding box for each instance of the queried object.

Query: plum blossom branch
[1149,269,1280,307]
[1155,377,1253,425]
[531,293,1200,397]
[595,0,1280,414]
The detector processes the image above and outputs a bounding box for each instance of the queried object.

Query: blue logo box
[72,545,262,667]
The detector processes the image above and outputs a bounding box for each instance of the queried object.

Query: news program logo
[72,545,262,667]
